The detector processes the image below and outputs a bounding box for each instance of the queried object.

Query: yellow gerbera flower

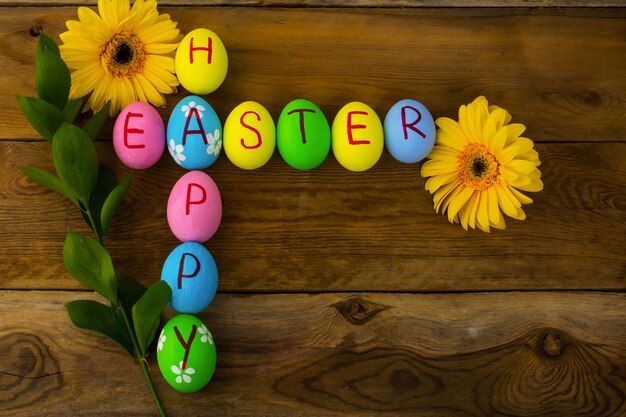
[421,96,543,232]
[60,0,180,116]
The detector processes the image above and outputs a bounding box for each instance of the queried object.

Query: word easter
[111,27,437,394]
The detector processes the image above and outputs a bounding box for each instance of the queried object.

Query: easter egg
[167,96,222,170]
[161,242,218,314]
[277,99,330,170]
[331,102,383,172]
[157,314,216,393]
[175,28,228,95]
[384,99,436,163]
[167,170,222,243]
[112,102,164,169]
[223,101,275,170]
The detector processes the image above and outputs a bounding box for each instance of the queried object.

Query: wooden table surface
[1,0,625,416]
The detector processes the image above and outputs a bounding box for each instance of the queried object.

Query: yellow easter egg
[332,102,383,172]
[224,102,276,170]
[175,28,228,95]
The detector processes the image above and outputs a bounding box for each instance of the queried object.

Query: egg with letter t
[157,314,217,393]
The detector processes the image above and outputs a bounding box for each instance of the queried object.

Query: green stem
[118,302,167,417]
[84,208,104,246]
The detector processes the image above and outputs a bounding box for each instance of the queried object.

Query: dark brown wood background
[1,1,625,416]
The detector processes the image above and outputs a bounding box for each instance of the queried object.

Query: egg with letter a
[175,28,228,95]
[223,101,275,170]
[167,96,222,170]
[332,102,383,172]
[157,314,217,393]
[167,170,222,243]
[384,99,436,163]
[161,242,218,314]
[113,102,165,169]
[277,99,330,170]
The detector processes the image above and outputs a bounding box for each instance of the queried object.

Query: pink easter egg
[167,171,222,243]
[113,102,165,169]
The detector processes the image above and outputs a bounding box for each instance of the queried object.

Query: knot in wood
[29,25,42,37]
[541,330,564,358]
[332,296,388,325]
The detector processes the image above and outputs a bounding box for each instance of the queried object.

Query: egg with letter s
[223,101,275,170]
[167,170,222,243]
[277,99,330,170]
[157,314,217,393]
[167,96,222,170]
[384,99,435,163]
[332,102,383,172]
[175,28,228,95]
[113,102,165,169]
[161,242,218,314]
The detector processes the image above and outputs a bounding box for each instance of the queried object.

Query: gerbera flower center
[102,32,145,77]
[459,144,499,190]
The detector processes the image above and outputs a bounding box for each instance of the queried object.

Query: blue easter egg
[384,99,435,163]
[167,96,222,170]
[161,242,218,314]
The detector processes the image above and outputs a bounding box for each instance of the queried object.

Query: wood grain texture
[2,0,625,7]
[3,7,626,142]
[2,290,626,416]
[1,141,624,292]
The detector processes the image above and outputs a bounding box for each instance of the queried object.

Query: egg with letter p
[384,99,435,163]
[161,242,218,314]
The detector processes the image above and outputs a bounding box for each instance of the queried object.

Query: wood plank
[4,7,626,142]
[2,290,626,416]
[1,141,624,292]
[2,0,625,7]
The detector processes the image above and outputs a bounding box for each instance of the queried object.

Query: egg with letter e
[175,28,228,95]
[332,102,383,172]
[113,102,164,169]
[223,101,275,170]
[167,96,222,170]
[157,314,217,393]
[277,99,330,170]
[167,170,222,243]
[384,99,435,163]
[161,242,218,314]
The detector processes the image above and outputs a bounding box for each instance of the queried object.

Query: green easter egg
[157,314,216,393]
[277,99,330,170]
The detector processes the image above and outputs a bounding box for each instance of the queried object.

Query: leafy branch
[17,33,171,417]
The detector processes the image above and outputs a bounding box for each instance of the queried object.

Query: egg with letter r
[384,99,435,163]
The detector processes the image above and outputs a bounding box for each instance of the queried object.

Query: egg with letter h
[157,314,217,393]
[175,28,228,95]
[113,102,165,169]
[384,99,435,163]
[167,96,222,170]
[161,242,218,314]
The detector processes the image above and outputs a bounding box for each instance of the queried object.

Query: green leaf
[117,274,147,311]
[101,175,131,235]
[36,45,71,110]
[66,299,134,355]
[52,123,99,204]
[63,98,83,123]
[36,32,60,56]
[63,230,117,302]
[16,96,65,142]
[84,101,111,140]
[19,166,76,204]
[85,165,119,237]
[132,281,171,357]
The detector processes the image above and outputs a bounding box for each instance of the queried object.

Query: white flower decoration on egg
[168,139,187,165]
[181,101,206,118]
[206,129,221,156]
[198,324,214,345]
[171,361,195,384]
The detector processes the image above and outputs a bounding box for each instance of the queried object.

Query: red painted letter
[182,108,208,146]
[177,252,201,289]
[347,111,370,145]
[123,112,145,149]
[174,325,197,370]
[401,105,426,140]
[189,37,212,64]
[240,111,262,149]
[287,108,315,144]
[185,183,207,215]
